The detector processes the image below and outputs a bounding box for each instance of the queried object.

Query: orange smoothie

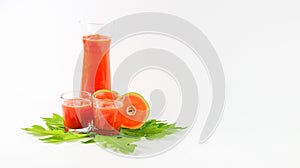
[81,34,111,93]
[62,99,93,130]
[93,99,122,135]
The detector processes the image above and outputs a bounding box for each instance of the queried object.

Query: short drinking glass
[60,91,93,132]
[92,93,122,136]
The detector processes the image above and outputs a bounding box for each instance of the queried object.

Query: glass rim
[60,91,92,100]
[92,93,123,104]
[92,97,122,102]
[93,98,123,109]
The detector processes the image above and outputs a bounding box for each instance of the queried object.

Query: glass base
[93,127,120,136]
[65,125,92,133]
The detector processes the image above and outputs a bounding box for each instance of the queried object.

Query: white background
[1,0,300,167]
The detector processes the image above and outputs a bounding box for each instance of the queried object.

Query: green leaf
[120,119,186,140]
[81,139,96,144]
[23,113,90,143]
[22,113,186,154]
[94,135,141,154]
[22,125,64,136]
[41,113,64,130]
[40,133,89,143]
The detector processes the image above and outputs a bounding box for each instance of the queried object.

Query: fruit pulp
[93,99,122,135]
[119,92,150,129]
[62,99,93,130]
[81,34,111,93]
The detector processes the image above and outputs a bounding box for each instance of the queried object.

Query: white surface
[0,0,300,167]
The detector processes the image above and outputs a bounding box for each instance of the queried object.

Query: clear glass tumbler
[92,92,123,136]
[61,91,93,132]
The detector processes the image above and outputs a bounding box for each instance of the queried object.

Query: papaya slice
[119,92,150,129]
[93,89,119,100]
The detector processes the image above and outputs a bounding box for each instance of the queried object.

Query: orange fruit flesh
[93,89,119,100]
[119,93,149,129]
